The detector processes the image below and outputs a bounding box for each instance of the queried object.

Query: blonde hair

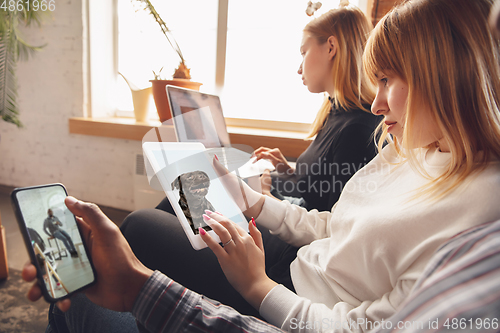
[305,6,375,138]
[363,0,500,198]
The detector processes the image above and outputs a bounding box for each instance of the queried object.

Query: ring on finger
[222,238,234,247]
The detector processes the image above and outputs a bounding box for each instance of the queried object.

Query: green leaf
[134,0,185,64]
[0,0,49,127]
[0,32,22,127]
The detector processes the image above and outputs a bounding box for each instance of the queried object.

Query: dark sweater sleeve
[325,123,377,210]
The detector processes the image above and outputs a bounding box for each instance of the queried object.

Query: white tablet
[142,142,249,250]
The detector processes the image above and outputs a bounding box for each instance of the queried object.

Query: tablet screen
[143,143,248,236]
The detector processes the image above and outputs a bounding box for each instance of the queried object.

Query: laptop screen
[166,85,231,148]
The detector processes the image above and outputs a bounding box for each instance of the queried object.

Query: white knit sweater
[256,144,500,333]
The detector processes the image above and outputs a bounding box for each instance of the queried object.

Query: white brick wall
[0,0,141,211]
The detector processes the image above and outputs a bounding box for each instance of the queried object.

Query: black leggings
[120,199,298,319]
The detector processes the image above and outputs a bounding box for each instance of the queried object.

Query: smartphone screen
[11,183,95,302]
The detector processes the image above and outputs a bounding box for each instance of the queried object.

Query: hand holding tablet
[142,142,250,250]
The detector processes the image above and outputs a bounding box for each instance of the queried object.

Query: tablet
[142,142,248,250]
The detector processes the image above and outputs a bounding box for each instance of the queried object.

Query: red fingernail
[199,227,206,235]
[215,154,219,161]
[251,217,256,227]
[203,214,210,221]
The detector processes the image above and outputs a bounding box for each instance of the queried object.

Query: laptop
[166,85,274,178]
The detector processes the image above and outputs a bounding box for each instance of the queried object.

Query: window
[114,0,361,124]
[115,0,218,120]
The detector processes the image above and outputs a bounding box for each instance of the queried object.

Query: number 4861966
[1,0,56,11]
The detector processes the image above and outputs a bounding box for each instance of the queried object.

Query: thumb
[249,219,264,253]
[213,155,229,177]
[65,196,106,228]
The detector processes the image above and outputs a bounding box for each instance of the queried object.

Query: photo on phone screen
[11,184,95,301]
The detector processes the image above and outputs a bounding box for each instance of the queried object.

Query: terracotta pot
[150,79,203,122]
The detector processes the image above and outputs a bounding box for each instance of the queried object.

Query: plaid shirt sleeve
[131,221,500,333]
[373,220,500,333]
[131,271,285,333]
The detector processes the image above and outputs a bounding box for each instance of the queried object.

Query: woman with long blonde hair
[253,5,379,212]
[364,0,500,199]
[197,0,500,330]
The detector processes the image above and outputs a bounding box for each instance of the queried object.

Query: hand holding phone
[20,193,154,312]
[11,183,96,302]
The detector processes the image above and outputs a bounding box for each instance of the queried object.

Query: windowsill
[68,117,311,158]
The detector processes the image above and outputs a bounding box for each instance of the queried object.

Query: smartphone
[11,183,96,302]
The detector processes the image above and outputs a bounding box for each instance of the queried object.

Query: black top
[273,103,381,212]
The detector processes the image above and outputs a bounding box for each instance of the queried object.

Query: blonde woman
[199,0,500,330]
[26,0,500,332]
[253,6,380,212]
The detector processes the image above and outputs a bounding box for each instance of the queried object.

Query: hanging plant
[134,0,191,80]
[0,3,48,127]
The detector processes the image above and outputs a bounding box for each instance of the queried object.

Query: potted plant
[0,4,46,127]
[135,0,202,122]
